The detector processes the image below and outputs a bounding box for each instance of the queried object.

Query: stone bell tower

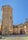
[2,5,13,35]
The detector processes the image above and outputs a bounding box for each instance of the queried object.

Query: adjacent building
[24,21,28,34]
[17,24,25,34]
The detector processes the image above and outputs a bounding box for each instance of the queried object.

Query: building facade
[24,21,28,34]
[2,5,13,35]
[13,25,18,35]
[17,24,25,34]
[0,24,2,35]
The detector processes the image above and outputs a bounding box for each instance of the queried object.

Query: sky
[0,0,28,25]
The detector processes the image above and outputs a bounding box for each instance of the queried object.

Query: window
[10,16,12,19]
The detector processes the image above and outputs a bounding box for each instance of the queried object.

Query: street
[0,35,28,40]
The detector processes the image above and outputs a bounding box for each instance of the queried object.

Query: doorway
[20,29,23,34]
[0,31,2,35]
[20,29,25,34]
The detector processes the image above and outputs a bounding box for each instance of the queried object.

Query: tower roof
[2,5,13,10]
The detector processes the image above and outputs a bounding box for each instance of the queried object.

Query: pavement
[0,35,28,40]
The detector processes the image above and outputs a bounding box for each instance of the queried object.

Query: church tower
[2,5,13,35]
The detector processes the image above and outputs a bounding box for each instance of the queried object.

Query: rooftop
[2,5,13,9]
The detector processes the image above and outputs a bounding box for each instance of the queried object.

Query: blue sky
[0,0,28,25]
